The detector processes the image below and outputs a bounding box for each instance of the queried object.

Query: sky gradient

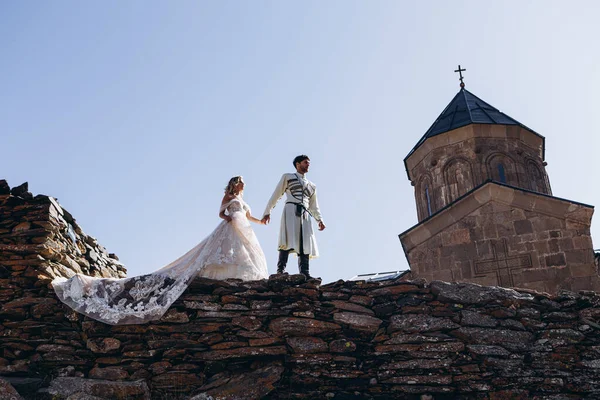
[2,1,599,284]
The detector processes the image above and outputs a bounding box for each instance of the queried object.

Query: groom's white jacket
[263,173,323,257]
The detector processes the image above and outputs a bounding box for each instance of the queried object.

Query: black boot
[298,254,311,279]
[277,250,290,274]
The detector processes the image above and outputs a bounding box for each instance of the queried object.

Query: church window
[487,153,517,186]
[418,175,434,221]
[497,164,507,183]
[425,186,432,217]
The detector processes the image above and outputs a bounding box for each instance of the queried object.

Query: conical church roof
[405,88,541,162]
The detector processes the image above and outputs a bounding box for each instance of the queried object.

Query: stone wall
[405,124,550,222]
[0,179,126,283]
[3,275,600,400]
[400,182,599,294]
[3,181,600,400]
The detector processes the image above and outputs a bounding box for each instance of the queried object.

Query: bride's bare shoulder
[221,193,235,205]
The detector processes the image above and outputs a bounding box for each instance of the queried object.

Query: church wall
[406,125,551,222]
[403,195,598,294]
[3,180,600,399]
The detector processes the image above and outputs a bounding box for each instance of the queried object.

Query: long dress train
[51,196,268,325]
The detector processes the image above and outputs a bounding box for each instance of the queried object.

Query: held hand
[262,215,271,225]
[318,221,326,231]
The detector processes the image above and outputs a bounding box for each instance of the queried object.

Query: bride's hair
[225,176,243,195]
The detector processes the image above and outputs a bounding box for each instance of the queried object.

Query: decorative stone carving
[474,239,533,287]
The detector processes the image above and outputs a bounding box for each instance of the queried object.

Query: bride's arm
[220,194,233,222]
[246,211,264,225]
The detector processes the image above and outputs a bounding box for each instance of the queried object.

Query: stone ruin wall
[2,180,600,400]
[0,180,125,284]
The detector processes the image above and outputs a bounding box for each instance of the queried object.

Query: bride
[52,176,269,325]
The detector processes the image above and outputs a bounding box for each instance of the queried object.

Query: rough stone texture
[41,377,150,399]
[286,336,328,353]
[203,364,284,399]
[333,311,383,335]
[430,280,534,304]
[0,179,126,286]
[2,180,600,399]
[388,313,460,333]
[405,124,552,221]
[405,124,550,221]
[0,377,25,400]
[400,182,598,293]
[269,317,341,337]
[3,269,600,399]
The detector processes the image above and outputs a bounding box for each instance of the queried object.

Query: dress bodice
[223,197,249,215]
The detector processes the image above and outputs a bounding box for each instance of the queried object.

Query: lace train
[52,197,268,325]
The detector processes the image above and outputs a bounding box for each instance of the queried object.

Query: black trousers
[277,250,309,274]
[277,219,309,275]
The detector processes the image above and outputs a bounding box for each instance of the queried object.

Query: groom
[262,155,326,279]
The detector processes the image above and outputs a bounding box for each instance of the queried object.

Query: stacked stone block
[0,180,125,283]
[3,274,600,399]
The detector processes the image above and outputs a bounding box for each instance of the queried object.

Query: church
[399,68,599,293]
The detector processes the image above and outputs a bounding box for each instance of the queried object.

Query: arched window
[417,175,434,221]
[487,153,517,186]
[425,185,432,217]
[497,163,507,183]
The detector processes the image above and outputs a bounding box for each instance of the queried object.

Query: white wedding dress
[52,196,268,325]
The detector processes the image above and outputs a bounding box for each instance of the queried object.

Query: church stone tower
[399,76,598,293]
[406,89,551,222]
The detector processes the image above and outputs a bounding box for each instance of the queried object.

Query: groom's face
[296,159,310,174]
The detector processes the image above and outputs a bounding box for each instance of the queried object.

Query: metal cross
[454,65,466,88]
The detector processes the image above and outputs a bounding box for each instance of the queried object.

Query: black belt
[286,202,312,218]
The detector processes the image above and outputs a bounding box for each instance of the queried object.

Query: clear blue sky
[2,1,598,284]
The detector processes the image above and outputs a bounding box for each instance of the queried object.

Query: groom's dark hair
[293,155,310,168]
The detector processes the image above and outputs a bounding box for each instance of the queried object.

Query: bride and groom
[52,155,326,325]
